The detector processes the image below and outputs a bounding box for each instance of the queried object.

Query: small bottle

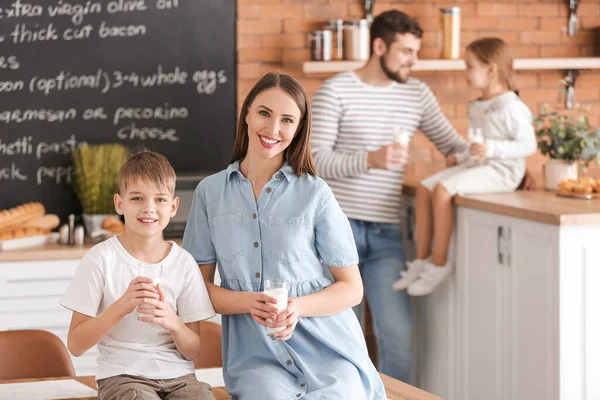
[68,214,75,245]
[73,225,85,246]
[59,224,70,245]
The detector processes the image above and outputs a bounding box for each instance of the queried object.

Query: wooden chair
[0,330,75,380]
[194,321,223,369]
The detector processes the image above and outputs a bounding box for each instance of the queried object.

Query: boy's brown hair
[118,149,176,195]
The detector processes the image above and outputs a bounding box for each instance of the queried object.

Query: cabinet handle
[497,226,504,265]
[506,226,512,267]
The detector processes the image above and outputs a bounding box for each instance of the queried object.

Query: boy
[60,150,216,400]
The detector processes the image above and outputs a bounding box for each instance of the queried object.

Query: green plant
[72,143,130,214]
[534,105,600,166]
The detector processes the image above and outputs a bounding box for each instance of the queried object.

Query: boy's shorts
[97,373,216,400]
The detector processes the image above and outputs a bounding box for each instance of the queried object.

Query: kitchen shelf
[302,57,600,74]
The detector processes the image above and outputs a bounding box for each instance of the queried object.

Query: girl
[393,38,537,296]
[182,73,386,399]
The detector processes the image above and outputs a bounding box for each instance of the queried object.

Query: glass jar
[325,19,344,61]
[310,30,332,61]
[343,20,370,61]
[440,7,461,60]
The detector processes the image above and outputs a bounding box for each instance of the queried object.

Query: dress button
[253,242,259,248]
[275,174,281,179]
[286,360,292,366]
[252,213,257,219]
[296,394,301,398]
[300,383,305,388]
[255,272,260,278]
[266,187,272,193]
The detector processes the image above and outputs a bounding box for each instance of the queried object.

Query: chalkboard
[0,0,237,220]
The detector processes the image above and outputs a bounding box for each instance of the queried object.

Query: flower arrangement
[534,104,600,168]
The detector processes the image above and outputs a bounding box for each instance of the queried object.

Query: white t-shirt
[60,236,215,380]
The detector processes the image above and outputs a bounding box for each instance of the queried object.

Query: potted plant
[72,143,130,235]
[534,105,600,190]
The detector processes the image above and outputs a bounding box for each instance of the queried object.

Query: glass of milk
[393,126,411,147]
[263,279,290,337]
[468,127,484,166]
[137,263,163,319]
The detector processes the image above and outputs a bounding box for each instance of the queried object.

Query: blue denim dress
[182,161,386,400]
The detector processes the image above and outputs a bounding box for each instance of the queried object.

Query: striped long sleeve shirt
[311,71,469,224]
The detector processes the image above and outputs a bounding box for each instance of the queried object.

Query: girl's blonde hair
[466,38,517,94]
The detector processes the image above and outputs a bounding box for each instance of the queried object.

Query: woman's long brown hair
[230,72,316,176]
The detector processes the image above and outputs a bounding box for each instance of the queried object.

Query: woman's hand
[470,142,488,161]
[270,298,300,342]
[248,292,279,327]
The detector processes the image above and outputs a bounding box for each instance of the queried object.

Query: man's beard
[380,55,409,83]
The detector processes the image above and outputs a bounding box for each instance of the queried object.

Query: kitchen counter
[0,238,183,262]
[2,164,599,262]
[403,163,600,226]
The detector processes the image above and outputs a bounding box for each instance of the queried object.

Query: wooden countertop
[1,164,599,262]
[403,162,600,226]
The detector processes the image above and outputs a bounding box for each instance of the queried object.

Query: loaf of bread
[0,202,46,234]
[22,214,60,231]
[102,216,125,233]
[0,227,50,241]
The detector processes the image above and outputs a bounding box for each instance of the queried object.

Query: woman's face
[245,87,302,161]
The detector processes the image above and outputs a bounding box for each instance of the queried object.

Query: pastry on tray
[558,177,600,196]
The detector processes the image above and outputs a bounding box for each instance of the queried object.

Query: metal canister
[440,7,461,60]
[325,19,344,60]
[310,30,332,61]
[343,20,370,61]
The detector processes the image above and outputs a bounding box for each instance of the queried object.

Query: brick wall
[237,0,600,182]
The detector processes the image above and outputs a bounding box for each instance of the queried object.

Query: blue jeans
[349,219,412,383]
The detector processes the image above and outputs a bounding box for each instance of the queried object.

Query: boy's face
[114,177,179,238]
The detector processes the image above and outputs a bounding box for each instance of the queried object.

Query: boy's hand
[116,277,159,317]
[138,284,183,333]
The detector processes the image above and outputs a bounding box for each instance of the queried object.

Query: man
[311,10,469,383]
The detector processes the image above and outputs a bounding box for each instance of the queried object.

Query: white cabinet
[417,206,600,400]
[456,208,559,400]
[455,210,506,400]
[0,260,100,376]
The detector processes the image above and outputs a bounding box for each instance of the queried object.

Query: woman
[182,72,386,399]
